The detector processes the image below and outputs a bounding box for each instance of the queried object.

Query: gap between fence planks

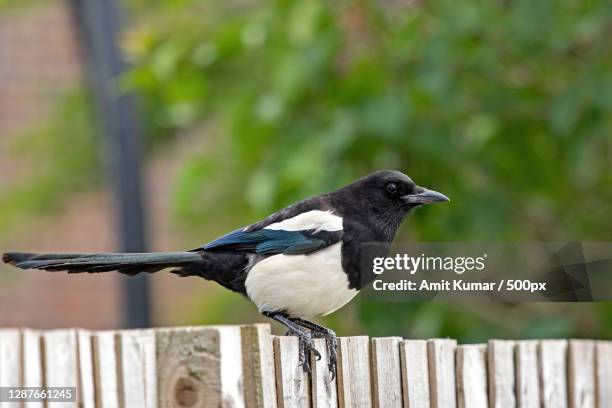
[0,326,610,408]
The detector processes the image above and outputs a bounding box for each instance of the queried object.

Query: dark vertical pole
[69,0,151,328]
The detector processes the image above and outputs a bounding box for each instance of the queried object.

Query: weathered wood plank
[568,340,595,408]
[217,326,245,407]
[273,336,311,408]
[5,325,609,408]
[116,330,157,408]
[0,329,21,386]
[92,331,120,408]
[371,337,402,408]
[42,329,79,408]
[21,329,43,408]
[515,340,540,408]
[595,341,611,408]
[76,329,95,408]
[156,326,245,408]
[311,338,337,408]
[241,324,277,408]
[488,340,516,408]
[428,339,457,408]
[0,329,21,408]
[456,344,487,408]
[22,329,42,386]
[337,336,372,408]
[539,339,568,408]
[400,340,430,408]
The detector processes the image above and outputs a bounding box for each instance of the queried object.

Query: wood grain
[156,326,245,408]
[42,329,79,408]
[311,338,337,408]
[216,325,245,408]
[539,339,568,408]
[92,331,120,408]
[568,340,595,408]
[116,329,157,408]
[76,329,95,408]
[488,340,516,408]
[21,329,43,408]
[456,344,487,408]
[241,324,277,408]
[595,341,611,408]
[400,340,430,408]
[273,336,311,408]
[0,324,607,408]
[337,336,372,408]
[515,340,540,408]
[428,339,457,408]
[371,337,402,408]
[0,329,21,408]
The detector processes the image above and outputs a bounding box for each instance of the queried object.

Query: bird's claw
[312,328,338,381]
[278,316,336,378]
[289,329,320,373]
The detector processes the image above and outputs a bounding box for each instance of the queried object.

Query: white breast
[245,243,358,319]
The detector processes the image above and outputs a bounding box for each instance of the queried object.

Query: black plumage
[3,170,449,376]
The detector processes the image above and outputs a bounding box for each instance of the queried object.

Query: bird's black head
[333,170,449,239]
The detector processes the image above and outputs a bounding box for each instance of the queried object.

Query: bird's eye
[386,182,398,196]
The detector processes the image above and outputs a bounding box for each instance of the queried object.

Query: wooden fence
[0,324,610,408]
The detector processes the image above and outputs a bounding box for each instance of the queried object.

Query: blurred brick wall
[0,3,212,330]
[0,3,123,330]
[0,3,81,136]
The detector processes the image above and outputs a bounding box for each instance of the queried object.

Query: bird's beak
[401,187,450,205]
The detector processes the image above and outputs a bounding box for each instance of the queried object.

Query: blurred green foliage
[1,0,609,340]
[125,0,611,339]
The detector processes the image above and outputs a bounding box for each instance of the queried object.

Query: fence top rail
[0,324,609,408]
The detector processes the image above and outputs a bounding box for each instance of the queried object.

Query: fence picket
[539,340,568,408]
[311,338,337,408]
[76,329,95,408]
[0,329,21,408]
[595,341,611,408]
[92,331,120,408]
[337,336,372,407]
[515,340,540,408]
[488,340,516,408]
[428,339,457,408]
[156,326,245,408]
[116,330,157,408]
[568,340,595,408]
[273,336,311,408]
[371,337,402,408]
[241,324,277,408]
[456,344,487,408]
[42,330,79,408]
[0,325,605,407]
[400,340,430,408]
[217,326,245,407]
[21,329,43,408]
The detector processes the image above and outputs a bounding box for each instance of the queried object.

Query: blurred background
[0,0,610,342]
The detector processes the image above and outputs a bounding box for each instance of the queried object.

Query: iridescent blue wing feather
[197,228,342,255]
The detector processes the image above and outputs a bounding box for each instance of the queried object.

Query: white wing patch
[264,210,343,232]
[245,243,357,319]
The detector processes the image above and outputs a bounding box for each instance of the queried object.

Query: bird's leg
[263,312,321,372]
[292,318,338,380]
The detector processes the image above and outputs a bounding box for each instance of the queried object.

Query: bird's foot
[313,329,338,380]
[285,327,321,373]
[293,319,338,380]
[263,312,326,379]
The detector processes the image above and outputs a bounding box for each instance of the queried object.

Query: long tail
[2,251,203,276]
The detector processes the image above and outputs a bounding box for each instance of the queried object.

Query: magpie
[2,170,448,377]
